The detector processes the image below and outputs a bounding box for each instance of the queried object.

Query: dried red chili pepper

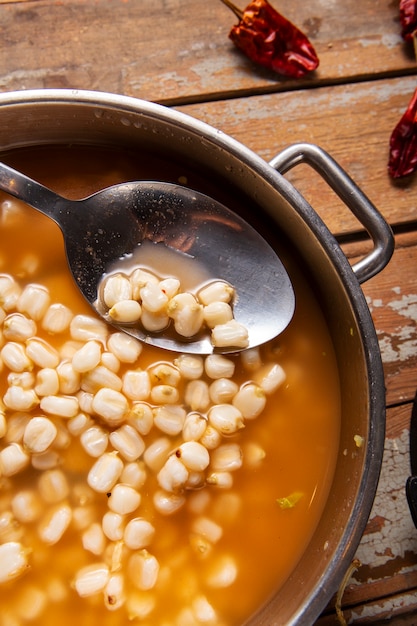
[220,0,319,78]
[388,87,417,178]
[400,0,417,41]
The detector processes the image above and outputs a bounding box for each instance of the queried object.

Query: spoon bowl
[0,161,295,354]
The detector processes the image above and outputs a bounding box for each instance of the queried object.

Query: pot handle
[269,143,394,284]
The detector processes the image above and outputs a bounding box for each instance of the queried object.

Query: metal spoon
[0,161,295,354]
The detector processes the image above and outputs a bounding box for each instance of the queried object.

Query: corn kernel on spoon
[0,161,295,354]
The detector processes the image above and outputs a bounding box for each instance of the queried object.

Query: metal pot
[0,89,394,625]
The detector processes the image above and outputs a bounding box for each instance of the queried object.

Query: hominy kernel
[3,313,37,341]
[157,455,189,493]
[31,450,61,471]
[5,412,30,443]
[0,411,6,438]
[150,384,179,405]
[210,443,243,472]
[23,416,58,453]
[153,404,186,435]
[25,337,60,369]
[109,424,145,462]
[59,340,83,360]
[128,550,159,590]
[67,411,93,436]
[187,489,211,515]
[122,370,151,400]
[185,379,210,412]
[107,332,142,363]
[7,370,35,390]
[243,441,266,467]
[73,563,110,598]
[100,351,120,372]
[130,269,159,300]
[198,281,234,306]
[82,522,106,556]
[0,541,29,583]
[72,340,102,373]
[203,301,233,329]
[87,452,124,493]
[209,378,238,404]
[47,418,71,449]
[148,362,181,387]
[204,354,235,379]
[11,489,42,523]
[175,441,210,472]
[108,484,141,515]
[80,426,109,458]
[120,461,147,489]
[38,468,69,503]
[103,273,132,308]
[70,314,109,343]
[92,387,128,426]
[0,443,30,476]
[153,490,186,515]
[211,320,249,349]
[17,283,50,320]
[127,401,153,435]
[143,437,171,473]
[38,502,72,545]
[109,300,142,323]
[199,425,222,450]
[140,308,170,332]
[168,293,204,338]
[56,361,81,395]
[174,354,204,380]
[0,511,20,543]
[41,303,73,334]
[0,274,21,311]
[76,391,94,414]
[35,367,60,396]
[208,404,244,435]
[140,282,168,313]
[16,585,46,621]
[232,383,266,419]
[182,412,207,442]
[81,365,122,394]
[255,362,286,394]
[124,518,155,550]
[191,516,223,545]
[205,554,237,588]
[3,386,38,411]
[159,277,180,299]
[240,347,262,372]
[104,573,125,611]
[1,341,33,372]
[192,595,217,623]
[206,471,234,489]
[102,511,124,541]
[40,394,79,418]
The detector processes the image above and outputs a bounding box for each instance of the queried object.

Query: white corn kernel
[56,361,81,394]
[23,416,57,453]
[140,282,168,313]
[198,281,234,305]
[256,362,286,394]
[192,595,217,624]
[109,424,145,462]
[175,441,210,472]
[40,394,79,418]
[76,390,94,414]
[0,274,21,311]
[167,293,204,337]
[92,387,128,427]
[206,471,234,489]
[38,469,69,503]
[15,584,47,621]
[7,370,35,389]
[191,516,223,544]
[100,351,120,372]
[232,383,266,419]
[3,313,36,341]
[17,283,50,320]
[140,308,169,332]
[243,441,266,467]
[211,320,249,349]
[210,443,243,472]
[182,412,207,442]
[103,273,132,308]
[148,362,181,387]
[31,450,61,471]
[11,490,42,523]
[130,269,159,299]
[5,412,29,443]
[109,300,142,323]
[88,452,124,493]
[120,461,147,489]
[72,340,102,373]
[70,314,109,343]
[199,425,222,450]
[150,384,179,405]
[38,503,72,544]
[122,370,151,400]
[143,437,171,473]
[1,341,33,372]
[204,354,235,379]
[81,365,122,394]
[41,303,73,334]
[25,337,59,368]
[185,379,210,412]
[240,347,262,372]
[104,573,125,611]
[208,404,244,435]
[159,277,180,299]
[209,378,238,404]
[203,301,233,329]
[67,411,93,436]
[153,490,185,515]
[102,512,124,541]
[108,484,141,515]
[153,404,185,435]
[80,426,109,457]
[35,368,60,396]
[3,386,38,411]
[206,554,237,588]
[74,563,110,597]
[128,550,159,590]
[82,523,106,556]
[124,518,155,550]
[0,541,29,583]
[107,332,142,363]
[174,354,204,379]
[127,401,153,435]
[157,455,189,493]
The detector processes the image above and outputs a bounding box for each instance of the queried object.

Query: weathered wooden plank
[178,75,417,234]
[0,0,415,102]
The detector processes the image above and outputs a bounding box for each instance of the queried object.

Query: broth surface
[0,147,341,626]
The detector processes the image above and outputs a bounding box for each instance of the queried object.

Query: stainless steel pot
[0,89,394,625]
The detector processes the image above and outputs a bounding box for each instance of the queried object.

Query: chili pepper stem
[219,0,244,20]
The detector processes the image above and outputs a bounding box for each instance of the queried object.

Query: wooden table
[1,0,417,622]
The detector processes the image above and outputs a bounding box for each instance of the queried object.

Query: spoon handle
[0,161,65,223]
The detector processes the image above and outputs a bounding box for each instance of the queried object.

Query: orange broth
[0,147,341,625]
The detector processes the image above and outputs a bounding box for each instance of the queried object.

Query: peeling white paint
[388,294,417,323]
[350,591,417,621]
